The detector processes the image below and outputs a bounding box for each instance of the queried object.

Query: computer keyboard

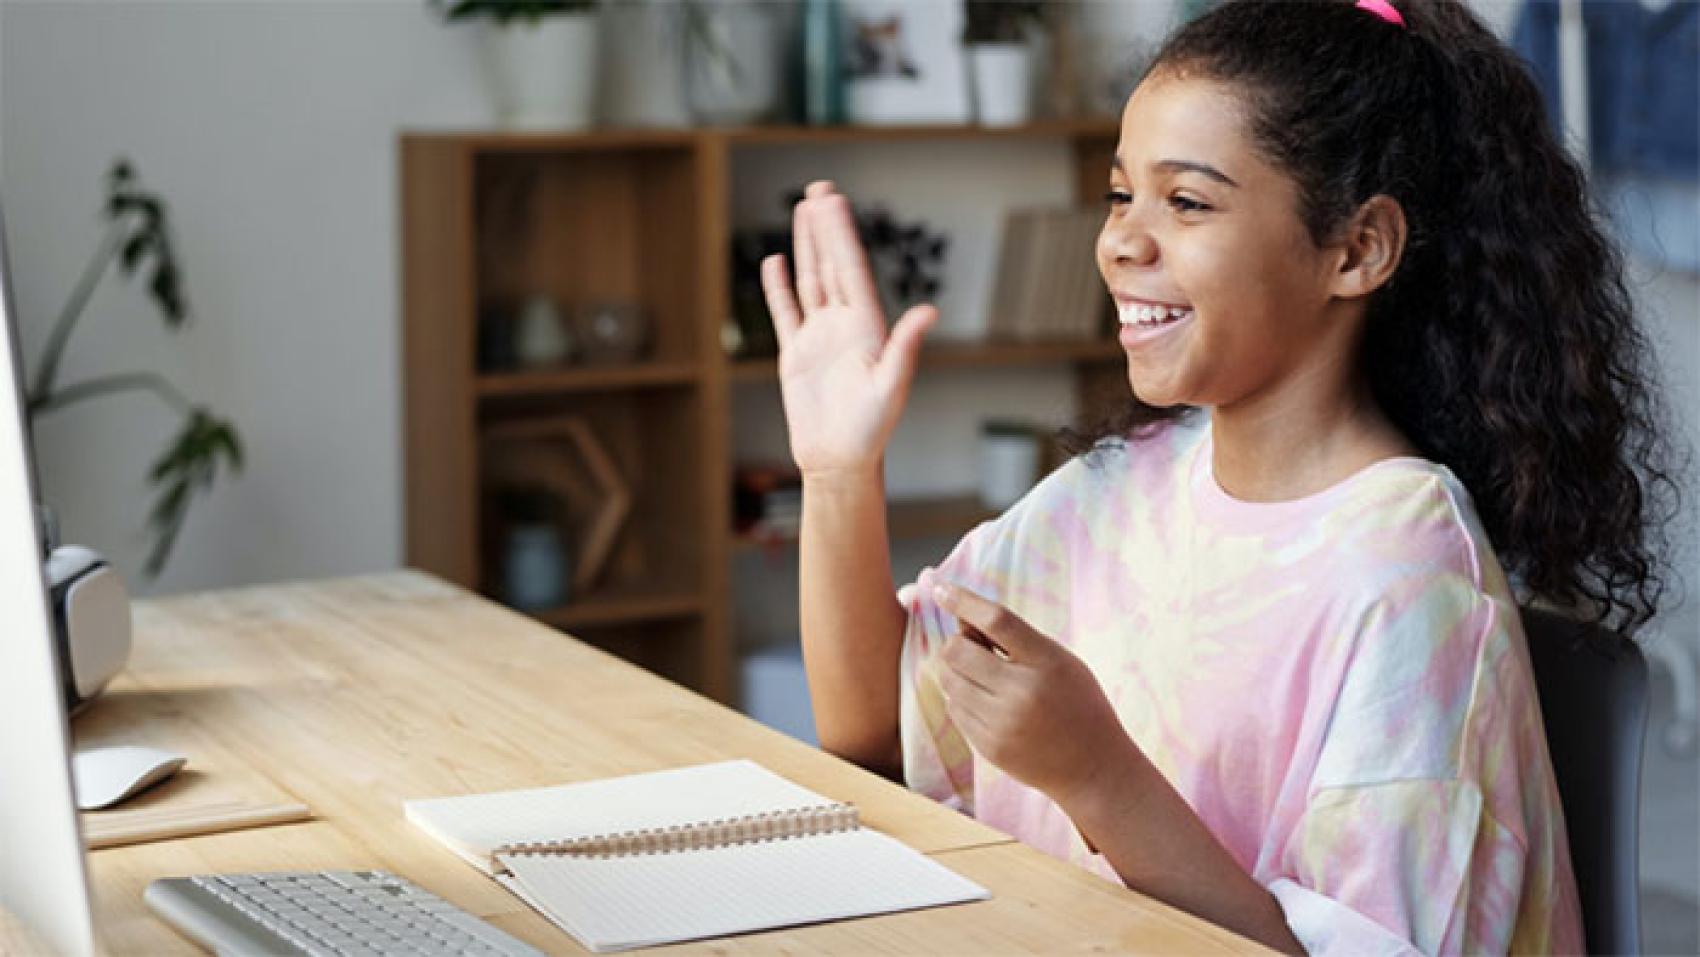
[144,869,544,956]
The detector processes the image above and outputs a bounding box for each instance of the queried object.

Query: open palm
[760,181,938,477]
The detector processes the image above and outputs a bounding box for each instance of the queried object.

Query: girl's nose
[1099,214,1159,268]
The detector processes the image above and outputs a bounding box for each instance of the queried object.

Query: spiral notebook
[403,760,990,953]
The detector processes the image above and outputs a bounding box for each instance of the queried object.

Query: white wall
[0,0,500,594]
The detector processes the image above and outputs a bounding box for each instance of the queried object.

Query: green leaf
[143,409,244,577]
[120,234,148,273]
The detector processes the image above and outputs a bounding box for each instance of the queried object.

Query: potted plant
[962,0,1043,127]
[26,159,243,578]
[437,0,602,130]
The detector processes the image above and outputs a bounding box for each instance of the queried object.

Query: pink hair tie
[1355,0,1406,28]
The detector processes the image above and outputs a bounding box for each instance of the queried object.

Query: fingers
[792,187,827,312]
[941,630,1007,692]
[814,193,883,314]
[794,180,884,320]
[761,254,801,349]
[932,583,1038,661]
[875,303,938,398]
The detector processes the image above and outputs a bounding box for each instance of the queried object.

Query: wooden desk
[37,572,1256,954]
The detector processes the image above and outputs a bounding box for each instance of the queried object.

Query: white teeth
[1119,302,1194,327]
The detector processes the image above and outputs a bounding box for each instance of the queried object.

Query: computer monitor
[0,203,96,953]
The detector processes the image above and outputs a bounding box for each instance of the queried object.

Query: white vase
[979,429,1042,509]
[968,43,1034,128]
[600,0,690,128]
[479,12,601,130]
[684,0,784,126]
[514,295,574,367]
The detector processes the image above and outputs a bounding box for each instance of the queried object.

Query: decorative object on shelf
[513,294,576,367]
[962,0,1043,127]
[842,0,970,125]
[573,301,650,364]
[800,0,848,125]
[978,419,1043,510]
[24,158,243,578]
[733,462,804,547]
[436,0,603,131]
[498,488,571,610]
[683,0,785,126]
[1036,1,1085,120]
[728,226,791,358]
[600,0,690,128]
[856,204,948,315]
[486,417,630,594]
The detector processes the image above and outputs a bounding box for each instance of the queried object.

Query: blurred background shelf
[403,121,1119,703]
[477,362,701,397]
[729,338,1122,383]
[733,493,999,553]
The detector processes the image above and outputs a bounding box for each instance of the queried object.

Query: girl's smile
[1116,297,1197,349]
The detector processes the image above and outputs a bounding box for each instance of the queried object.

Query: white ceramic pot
[600,0,689,128]
[968,42,1034,128]
[979,430,1042,509]
[514,295,574,367]
[684,0,784,126]
[480,11,601,130]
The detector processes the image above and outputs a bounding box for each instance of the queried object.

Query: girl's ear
[1330,195,1407,300]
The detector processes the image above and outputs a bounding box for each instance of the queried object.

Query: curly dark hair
[1065,0,1678,636]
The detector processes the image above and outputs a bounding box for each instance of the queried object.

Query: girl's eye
[1103,189,1132,207]
[1169,194,1211,213]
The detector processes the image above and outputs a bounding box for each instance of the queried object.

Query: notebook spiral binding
[494,803,861,861]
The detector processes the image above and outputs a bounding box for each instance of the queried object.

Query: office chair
[1523,606,1649,957]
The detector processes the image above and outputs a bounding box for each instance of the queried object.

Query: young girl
[758,0,1674,952]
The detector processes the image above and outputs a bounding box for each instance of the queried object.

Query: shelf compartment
[477,362,700,397]
[473,147,702,368]
[729,337,1124,383]
[477,390,707,603]
[733,493,999,552]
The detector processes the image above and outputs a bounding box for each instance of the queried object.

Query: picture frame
[842,0,971,125]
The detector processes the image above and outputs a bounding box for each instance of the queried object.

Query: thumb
[932,581,1041,662]
[875,303,938,398]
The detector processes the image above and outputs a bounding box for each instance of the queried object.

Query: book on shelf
[986,207,1111,342]
[404,760,989,953]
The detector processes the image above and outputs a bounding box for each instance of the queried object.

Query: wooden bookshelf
[477,362,700,397]
[402,122,1120,704]
[730,339,1123,383]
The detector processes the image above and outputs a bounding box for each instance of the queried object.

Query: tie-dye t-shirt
[898,415,1583,955]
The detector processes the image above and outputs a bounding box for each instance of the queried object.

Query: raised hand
[761,181,938,478]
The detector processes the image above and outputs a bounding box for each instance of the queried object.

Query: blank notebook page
[404,760,842,868]
[499,829,990,953]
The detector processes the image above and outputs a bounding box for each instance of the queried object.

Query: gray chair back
[1522,606,1649,956]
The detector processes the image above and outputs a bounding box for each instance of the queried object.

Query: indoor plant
[437,0,603,130]
[962,0,1044,126]
[26,159,243,578]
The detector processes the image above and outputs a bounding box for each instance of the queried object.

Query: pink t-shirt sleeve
[1266,575,1581,955]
